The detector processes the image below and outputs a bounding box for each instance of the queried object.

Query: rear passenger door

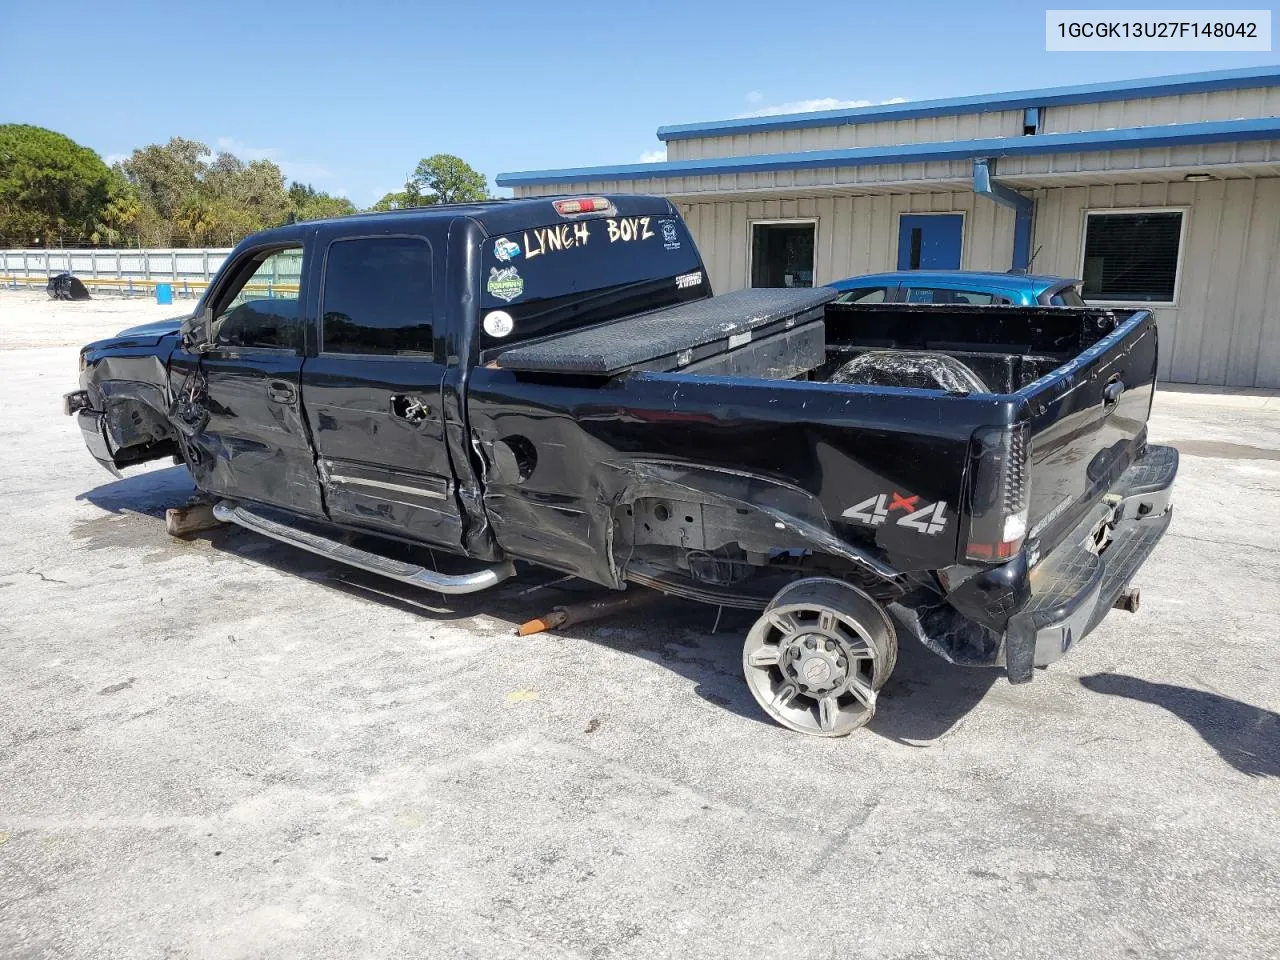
[299,228,463,548]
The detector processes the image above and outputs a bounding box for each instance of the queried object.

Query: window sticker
[676,270,702,289]
[483,310,514,338]
[493,237,521,262]
[523,222,591,259]
[487,266,524,303]
[604,217,655,243]
[661,220,681,251]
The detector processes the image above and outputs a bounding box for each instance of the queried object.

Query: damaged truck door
[298,228,462,548]
[169,241,326,516]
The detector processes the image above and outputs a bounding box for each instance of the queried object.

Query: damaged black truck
[66,195,1177,737]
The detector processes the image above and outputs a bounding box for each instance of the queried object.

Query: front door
[170,241,325,516]
[299,229,463,549]
[897,214,963,270]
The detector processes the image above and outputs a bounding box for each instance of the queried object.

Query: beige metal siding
[662,86,1280,162]
[996,141,1280,185]
[1032,179,1280,387]
[666,110,1024,161]
[676,193,1015,295]
[1042,86,1280,135]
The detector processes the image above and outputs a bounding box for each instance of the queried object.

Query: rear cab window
[478,210,706,354]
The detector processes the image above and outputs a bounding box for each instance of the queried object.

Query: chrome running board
[212,500,515,595]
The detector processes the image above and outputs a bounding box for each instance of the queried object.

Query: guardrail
[1,275,302,299]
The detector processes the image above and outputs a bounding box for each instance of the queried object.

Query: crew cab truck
[65,195,1177,738]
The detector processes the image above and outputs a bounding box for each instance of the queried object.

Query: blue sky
[1,0,1275,207]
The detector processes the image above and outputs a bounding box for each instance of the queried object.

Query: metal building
[498,66,1280,388]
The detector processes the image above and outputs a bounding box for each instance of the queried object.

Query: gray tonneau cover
[493,287,836,376]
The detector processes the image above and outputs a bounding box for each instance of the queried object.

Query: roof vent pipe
[973,158,1034,273]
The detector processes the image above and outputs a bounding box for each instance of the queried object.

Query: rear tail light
[553,197,614,216]
[964,423,1030,562]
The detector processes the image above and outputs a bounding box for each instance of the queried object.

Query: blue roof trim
[655,65,1280,142]
[495,116,1280,187]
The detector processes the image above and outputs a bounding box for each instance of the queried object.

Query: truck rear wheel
[742,578,897,737]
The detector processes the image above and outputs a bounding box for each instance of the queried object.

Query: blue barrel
[155,282,173,305]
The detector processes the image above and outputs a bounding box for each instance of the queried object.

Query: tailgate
[1020,310,1158,552]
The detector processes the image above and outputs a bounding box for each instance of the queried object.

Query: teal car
[829,270,1086,306]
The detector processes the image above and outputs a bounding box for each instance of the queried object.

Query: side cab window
[320,236,434,357]
[210,246,304,349]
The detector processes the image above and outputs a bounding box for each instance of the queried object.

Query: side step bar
[212,500,516,595]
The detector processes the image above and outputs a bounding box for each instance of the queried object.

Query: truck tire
[742,578,897,737]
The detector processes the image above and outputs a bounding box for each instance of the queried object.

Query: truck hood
[84,314,188,353]
[115,316,187,339]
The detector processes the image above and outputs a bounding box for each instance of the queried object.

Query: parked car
[829,269,1086,306]
[65,196,1176,738]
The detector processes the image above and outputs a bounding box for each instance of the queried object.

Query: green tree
[0,124,114,245]
[90,169,143,245]
[369,185,435,211]
[288,181,357,221]
[408,154,487,204]
[118,137,208,224]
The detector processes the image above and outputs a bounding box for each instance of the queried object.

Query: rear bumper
[1005,444,1178,680]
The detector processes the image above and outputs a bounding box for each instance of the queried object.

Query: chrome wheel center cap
[784,633,847,693]
[801,657,833,687]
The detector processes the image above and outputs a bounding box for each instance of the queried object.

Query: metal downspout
[972,158,1034,272]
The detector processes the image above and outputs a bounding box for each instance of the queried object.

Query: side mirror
[180,307,214,353]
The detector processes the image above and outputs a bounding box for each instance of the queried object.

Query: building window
[750,221,815,289]
[1081,210,1184,304]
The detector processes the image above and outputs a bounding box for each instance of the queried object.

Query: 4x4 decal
[842,493,949,535]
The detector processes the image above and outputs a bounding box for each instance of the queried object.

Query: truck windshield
[478,213,707,351]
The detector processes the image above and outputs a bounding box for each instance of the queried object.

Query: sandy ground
[1,291,1278,960]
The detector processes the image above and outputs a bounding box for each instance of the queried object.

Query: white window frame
[747,218,819,289]
[896,211,967,271]
[1077,206,1189,308]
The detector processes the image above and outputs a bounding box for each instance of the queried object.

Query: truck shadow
[1079,673,1280,778]
[869,642,1000,745]
[77,466,996,741]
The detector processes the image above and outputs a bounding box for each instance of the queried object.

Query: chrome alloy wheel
[742,578,897,737]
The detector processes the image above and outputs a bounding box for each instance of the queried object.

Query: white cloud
[638,148,667,163]
[214,136,339,191]
[745,90,764,104]
[103,152,128,166]
[740,95,909,118]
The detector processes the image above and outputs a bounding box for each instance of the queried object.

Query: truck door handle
[1102,377,1125,408]
[267,381,296,404]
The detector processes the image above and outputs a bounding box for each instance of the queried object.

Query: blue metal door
[897,214,963,270]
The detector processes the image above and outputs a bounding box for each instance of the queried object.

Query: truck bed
[469,297,1157,588]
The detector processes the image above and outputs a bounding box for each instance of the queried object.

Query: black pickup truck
[66,195,1176,738]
